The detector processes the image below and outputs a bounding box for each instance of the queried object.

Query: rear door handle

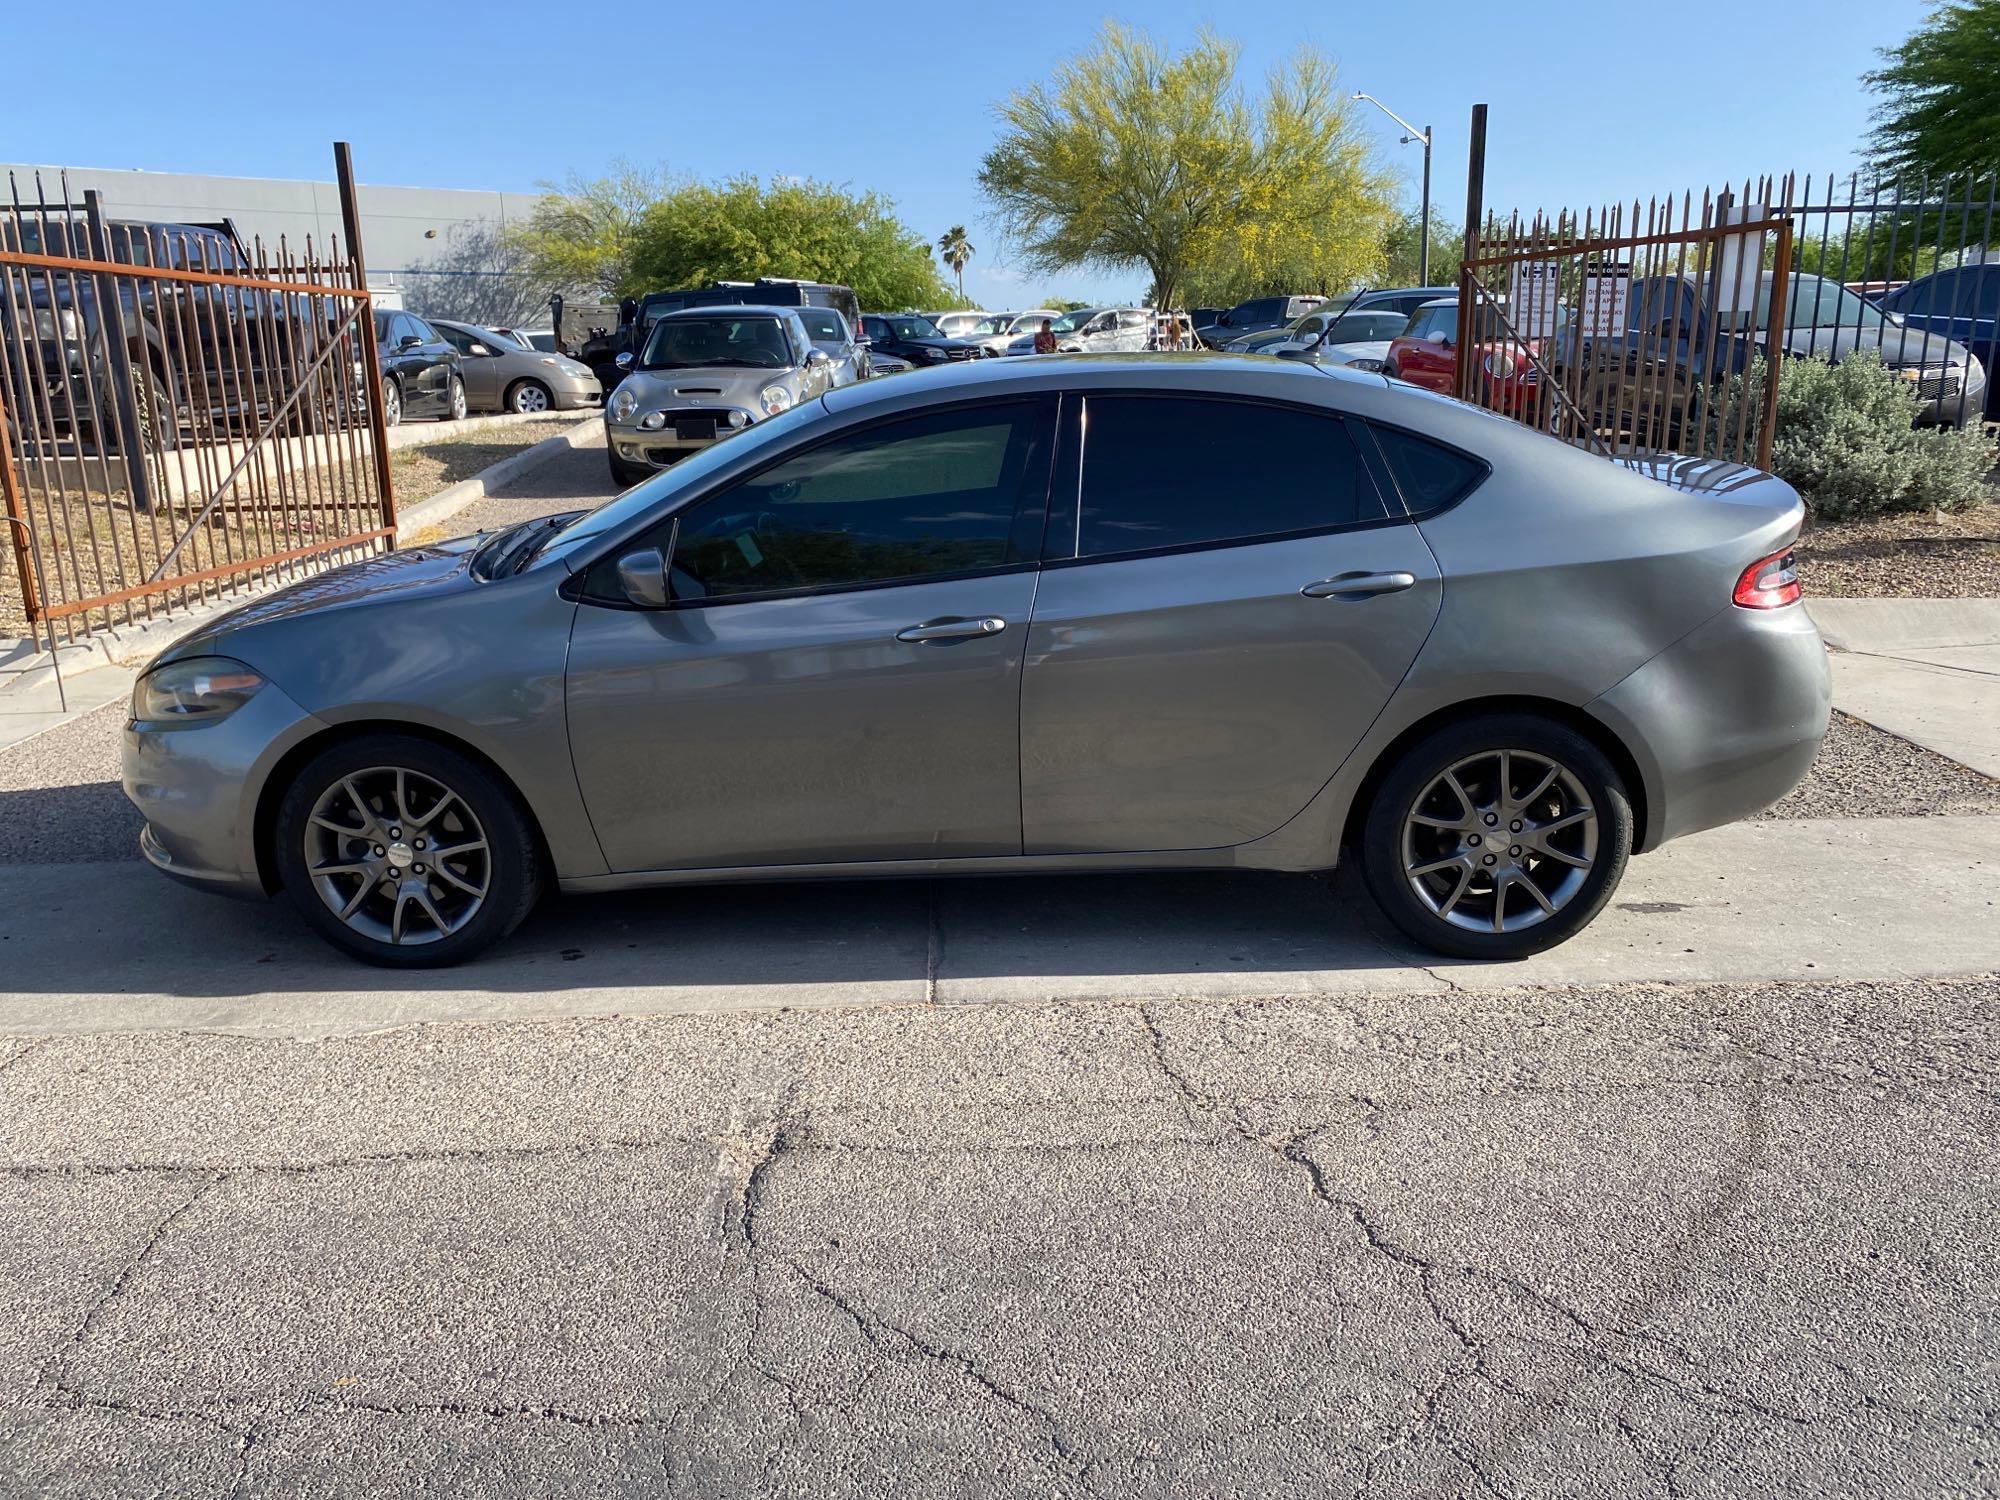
[1301,572,1417,600]
[896,616,1007,643]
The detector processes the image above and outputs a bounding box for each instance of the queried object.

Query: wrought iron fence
[0,159,394,648]
[1454,171,1999,468]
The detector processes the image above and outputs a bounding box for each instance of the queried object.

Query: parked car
[1549,270,1988,442]
[1004,307,1155,355]
[122,354,1829,969]
[925,310,990,338]
[1193,294,1327,348]
[1245,308,1412,360]
[1384,298,1545,419]
[603,305,833,486]
[1,215,338,450]
[431,319,601,414]
[867,350,917,377]
[373,309,465,426]
[1864,265,1997,424]
[593,279,862,392]
[1328,286,1461,320]
[494,327,560,354]
[795,306,869,386]
[965,310,1061,355]
[858,313,989,366]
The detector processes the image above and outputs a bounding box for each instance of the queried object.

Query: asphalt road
[2,974,1994,1497]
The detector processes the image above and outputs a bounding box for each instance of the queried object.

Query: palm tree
[937,225,975,301]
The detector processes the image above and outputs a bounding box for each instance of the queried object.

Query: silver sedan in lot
[430,319,601,413]
[122,355,1830,967]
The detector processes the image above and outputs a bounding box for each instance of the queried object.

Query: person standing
[1033,319,1058,355]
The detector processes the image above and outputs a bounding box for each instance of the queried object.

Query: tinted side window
[1368,424,1486,515]
[407,317,442,344]
[1075,396,1384,558]
[669,399,1055,602]
[436,324,478,354]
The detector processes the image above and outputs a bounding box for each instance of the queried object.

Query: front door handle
[1301,571,1417,600]
[896,616,1007,643]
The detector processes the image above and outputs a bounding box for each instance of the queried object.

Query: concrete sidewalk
[2,814,1992,1038]
[1809,598,2000,778]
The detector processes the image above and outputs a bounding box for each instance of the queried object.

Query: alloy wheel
[513,382,550,413]
[449,378,467,420]
[302,766,490,946]
[382,378,401,426]
[1399,748,1599,934]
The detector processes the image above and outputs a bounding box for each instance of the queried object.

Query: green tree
[978,23,1397,312]
[937,225,975,300]
[1865,1,2000,178]
[1380,207,1462,289]
[501,162,670,297]
[627,176,951,310]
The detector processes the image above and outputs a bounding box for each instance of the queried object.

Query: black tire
[273,734,543,968]
[381,377,403,428]
[608,450,652,489]
[506,379,554,414]
[444,375,468,422]
[1360,713,1632,961]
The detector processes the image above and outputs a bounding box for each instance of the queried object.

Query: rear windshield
[798,308,847,341]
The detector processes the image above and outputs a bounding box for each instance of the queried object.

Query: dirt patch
[1795,503,2000,599]
[1758,710,2000,820]
[385,417,580,503]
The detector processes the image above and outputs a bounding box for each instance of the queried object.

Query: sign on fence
[1507,260,1563,338]
[1579,262,1632,336]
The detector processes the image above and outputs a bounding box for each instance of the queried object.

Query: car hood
[616,365,797,406]
[150,537,486,665]
[1779,323,1974,366]
[904,336,984,353]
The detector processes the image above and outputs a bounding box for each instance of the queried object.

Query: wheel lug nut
[389,827,401,838]
[414,864,426,875]
[1484,813,1498,826]
[373,844,385,856]
[1509,845,1522,857]
[1467,834,1481,847]
[414,839,426,850]
[1510,820,1523,832]
[1482,854,1496,866]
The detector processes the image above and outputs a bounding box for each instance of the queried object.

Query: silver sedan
[430,319,601,413]
[122,356,1829,967]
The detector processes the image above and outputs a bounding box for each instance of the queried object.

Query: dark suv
[858,313,988,366]
[1193,294,1327,348]
[372,310,465,425]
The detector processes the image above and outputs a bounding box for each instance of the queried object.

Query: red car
[1383,297,1545,420]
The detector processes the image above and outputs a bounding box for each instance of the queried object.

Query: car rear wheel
[1360,714,1632,960]
[507,379,552,414]
[381,377,402,427]
[444,375,468,422]
[274,735,543,967]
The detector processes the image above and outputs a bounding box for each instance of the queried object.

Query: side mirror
[615,547,669,608]
[806,348,830,365]
[469,342,492,357]
[1429,330,1450,346]
[614,351,634,370]
[398,334,422,350]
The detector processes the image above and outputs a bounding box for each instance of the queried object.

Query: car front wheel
[1360,714,1632,960]
[444,375,468,421]
[381,377,402,427]
[274,734,543,967]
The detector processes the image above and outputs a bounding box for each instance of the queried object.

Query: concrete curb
[0,415,603,700]
[393,415,603,540]
[1806,596,2000,653]
[384,407,598,452]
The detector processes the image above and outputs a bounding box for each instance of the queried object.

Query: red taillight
[1734,545,1802,609]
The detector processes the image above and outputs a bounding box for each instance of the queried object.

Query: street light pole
[1354,94,1434,285]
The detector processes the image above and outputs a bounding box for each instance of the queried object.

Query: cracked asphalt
[2,973,1995,1497]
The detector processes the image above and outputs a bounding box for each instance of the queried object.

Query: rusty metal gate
[1455,192,1795,470]
[0,144,395,649]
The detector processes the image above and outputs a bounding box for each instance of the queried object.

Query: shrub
[1717,351,1996,520]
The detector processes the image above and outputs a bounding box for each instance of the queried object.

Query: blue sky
[0,0,1930,306]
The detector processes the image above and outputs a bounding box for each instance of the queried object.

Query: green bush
[1722,351,1995,520]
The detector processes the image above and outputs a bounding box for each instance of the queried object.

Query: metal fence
[0,147,394,648]
[1454,164,1998,468]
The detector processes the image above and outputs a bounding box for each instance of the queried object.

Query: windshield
[1048,310,1096,334]
[971,314,1014,335]
[527,399,829,571]
[798,309,845,341]
[641,315,793,370]
[881,315,941,340]
[1758,274,1888,332]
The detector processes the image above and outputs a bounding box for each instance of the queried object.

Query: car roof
[653,304,798,320]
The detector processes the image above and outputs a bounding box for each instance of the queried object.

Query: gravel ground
[386,416,586,508]
[1759,710,2000,820]
[0,701,135,864]
[1795,502,2000,597]
[438,425,614,539]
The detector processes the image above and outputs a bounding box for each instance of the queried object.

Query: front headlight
[1483,352,1518,378]
[32,307,80,341]
[131,656,264,725]
[609,386,639,422]
[923,347,951,362]
[1343,356,1385,372]
[760,384,795,415]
